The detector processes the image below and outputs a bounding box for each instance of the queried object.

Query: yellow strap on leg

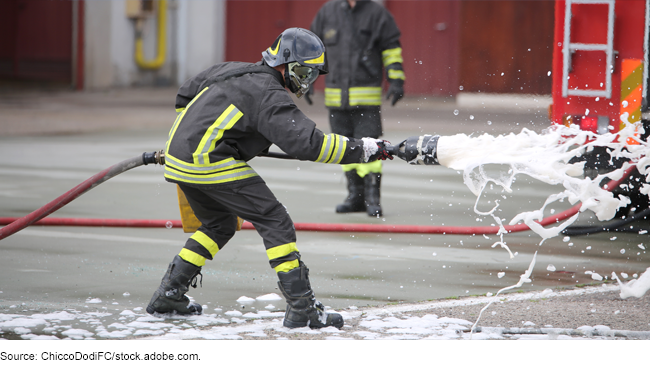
[179,248,206,267]
[341,160,382,178]
[176,185,244,232]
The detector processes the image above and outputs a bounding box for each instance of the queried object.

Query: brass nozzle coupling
[142,150,165,165]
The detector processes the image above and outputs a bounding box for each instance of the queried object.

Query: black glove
[304,86,313,105]
[386,79,404,106]
[364,138,394,162]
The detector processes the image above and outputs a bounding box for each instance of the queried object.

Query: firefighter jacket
[311,0,405,109]
[164,61,366,188]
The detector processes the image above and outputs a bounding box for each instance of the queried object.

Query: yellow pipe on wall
[135,0,167,69]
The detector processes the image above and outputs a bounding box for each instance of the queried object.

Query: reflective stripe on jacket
[164,61,365,188]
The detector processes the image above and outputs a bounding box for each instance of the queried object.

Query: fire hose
[0,149,638,241]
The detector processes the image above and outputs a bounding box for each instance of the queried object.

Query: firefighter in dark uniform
[146,28,392,329]
[309,0,405,217]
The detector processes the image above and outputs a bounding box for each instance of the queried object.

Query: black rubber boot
[365,173,382,217]
[277,263,344,329]
[336,170,365,213]
[146,255,203,315]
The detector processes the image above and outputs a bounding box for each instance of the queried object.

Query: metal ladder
[562,0,615,98]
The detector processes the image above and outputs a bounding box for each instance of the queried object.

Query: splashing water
[434,123,649,330]
[436,124,648,239]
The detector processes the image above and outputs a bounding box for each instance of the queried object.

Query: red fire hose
[0,156,635,240]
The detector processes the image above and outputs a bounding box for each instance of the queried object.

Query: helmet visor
[288,62,319,98]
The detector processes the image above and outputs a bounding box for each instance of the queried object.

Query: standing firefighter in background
[146,28,392,329]
[309,0,405,217]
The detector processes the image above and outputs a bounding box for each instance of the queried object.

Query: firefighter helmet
[262,28,328,75]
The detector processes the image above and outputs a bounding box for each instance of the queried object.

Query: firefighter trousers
[176,181,301,273]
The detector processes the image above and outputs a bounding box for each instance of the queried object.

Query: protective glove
[386,79,404,106]
[395,135,440,165]
[362,138,394,163]
[304,86,313,105]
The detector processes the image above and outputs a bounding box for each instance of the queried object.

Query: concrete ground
[0,87,648,340]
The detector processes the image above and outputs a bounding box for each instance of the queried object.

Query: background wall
[0,0,554,96]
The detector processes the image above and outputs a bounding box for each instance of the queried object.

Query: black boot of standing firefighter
[364,173,382,217]
[146,255,203,315]
[277,262,343,329]
[336,170,365,213]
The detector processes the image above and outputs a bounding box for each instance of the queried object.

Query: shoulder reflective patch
[193,104,243,165]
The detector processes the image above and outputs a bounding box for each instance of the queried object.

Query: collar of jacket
[340,0,369,11]
[258,60,285,88]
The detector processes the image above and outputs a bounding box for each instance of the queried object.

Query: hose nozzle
[142,150,165,165]
[394,135,440,165]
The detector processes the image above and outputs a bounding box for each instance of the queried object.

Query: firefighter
[146,28,392,330]
[309,0,405,217]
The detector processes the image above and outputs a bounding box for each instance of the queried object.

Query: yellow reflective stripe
[175,107,185,113]
[324,88,342,107]
[268,38,281,55]
[190,231,219,258]
[168,87,209,143]
[382,47,403,66]
[164,166,258,185]
[388,69,405,80]
[166,155,247,173]
[316,134,347,164]
[179,248,206,267]
[341,160,382,177]
[193,104,243,165]
[316,134,332,163]
[266,242,299,260]
[349,87,382,106]
[304,52,325,65]
[274,259,299,273]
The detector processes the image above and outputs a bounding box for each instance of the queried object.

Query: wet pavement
[0,88,648,339]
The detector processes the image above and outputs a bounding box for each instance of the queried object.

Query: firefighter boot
[277,263,344,329]
[365,173,382,217]
[336,170,365,213]
[146,255,203,315]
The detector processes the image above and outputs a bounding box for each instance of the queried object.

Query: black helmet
[262,28,328,98]
[262,28,328,75]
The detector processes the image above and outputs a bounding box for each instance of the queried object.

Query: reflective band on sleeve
[194,104,243,165]
[382,47,403,66]
[179,248,206,267]
[190,230,220,258]
[266,242,299,260]
[349,87,382,106]
[316,134,347,164]
[273,259,299,273]
[324,88,342,107]
[388,69,405,80]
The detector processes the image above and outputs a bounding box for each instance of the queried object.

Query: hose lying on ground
[0,155,639,240]
[561,206,650,236]
[0,152,164,241]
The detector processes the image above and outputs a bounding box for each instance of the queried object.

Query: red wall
[386,0,460,96]
[0,0,74,83]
